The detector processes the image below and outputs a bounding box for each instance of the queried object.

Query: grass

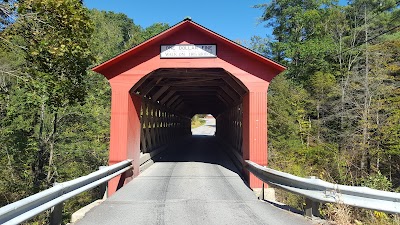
[191,119,205,129]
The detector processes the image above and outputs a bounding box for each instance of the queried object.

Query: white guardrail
[245,160,400,216]
[0,159,133,225]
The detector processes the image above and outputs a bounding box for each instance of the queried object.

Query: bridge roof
[92,18,285,74]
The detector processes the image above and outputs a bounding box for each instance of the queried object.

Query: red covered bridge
[92,18,285,195]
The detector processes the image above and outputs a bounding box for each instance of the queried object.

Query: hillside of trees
[0,0,168,223]
[0,0,399,224]
[253,0,399,223]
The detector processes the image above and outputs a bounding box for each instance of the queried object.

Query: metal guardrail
[245,160,400,217]
[0,159,133,225]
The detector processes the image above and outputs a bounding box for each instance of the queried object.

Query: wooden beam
[152,73,224,79]
[157,77,220,86]
[160,90,176,104]
[218,89,235,103]
[152,86,170,101]
[171,87,220,91]
[140,77,163,96]
[224,71,248,93]
[177,92,218,96]
[188,103,225,114]
[153,68,225,76]
[166,95,180,107]
[216,95,229,106]
[220,85,241,101]
[217,90,233,105]
[222,76,247,96]
[178,97,218,100]
[170,98,183,109]
[130,71,155,93]
[175,102,186,111]
[156,81,225,87]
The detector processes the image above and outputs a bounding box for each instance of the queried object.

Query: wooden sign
[160,44,217,58]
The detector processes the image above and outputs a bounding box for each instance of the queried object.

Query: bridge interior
[131,68,247,116]
[132,68,246,157]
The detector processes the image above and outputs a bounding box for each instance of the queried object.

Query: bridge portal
[92,19,285,195]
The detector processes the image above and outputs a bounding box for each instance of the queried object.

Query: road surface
[75,135,314,225]
[191,117,216,136]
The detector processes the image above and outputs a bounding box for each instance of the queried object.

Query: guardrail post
[99,166,108,199]
[305,176,320,218]
[50,183,63,225]
[305,198,320,218]
[258,182,265,200]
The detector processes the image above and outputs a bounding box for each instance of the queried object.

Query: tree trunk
[47,112,57,185]
[316,102,320,142]
[361,4,371,175]
[33,101,47,192]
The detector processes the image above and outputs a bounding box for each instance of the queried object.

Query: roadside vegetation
[254,0,400,224]
[191,114,206,129]
[0,1,168,223]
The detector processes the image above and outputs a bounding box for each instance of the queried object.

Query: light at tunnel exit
[191,114,215,136]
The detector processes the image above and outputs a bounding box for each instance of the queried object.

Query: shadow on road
[153,136,243,180]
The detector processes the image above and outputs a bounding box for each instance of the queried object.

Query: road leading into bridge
[76,135,314,224]
[191,116,216,136]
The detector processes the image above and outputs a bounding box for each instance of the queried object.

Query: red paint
[92,20,285,195]
[242,85,268,188]
[107,82,142,194]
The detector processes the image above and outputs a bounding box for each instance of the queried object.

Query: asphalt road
[191,117,216,136]
[75,136,314,225]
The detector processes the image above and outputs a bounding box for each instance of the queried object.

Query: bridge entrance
[92,19,285,195]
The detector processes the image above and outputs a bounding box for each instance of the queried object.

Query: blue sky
[83,0,272,43]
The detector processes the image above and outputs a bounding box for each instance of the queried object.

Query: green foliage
[89,9,169,64]
[249,36,272,57]
[310,71,336,98]
[89,9,141,62]
[191,114,205,128]
[14,0,94,108]
[138,22,169,42]
[361,172,392,191]
[267,74,302,143]
[259,0,400,223]
[0,1,172,223]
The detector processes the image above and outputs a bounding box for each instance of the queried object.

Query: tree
[0,2,173,222]
[4,0,94,192]
[369,36,400,183]
[309,71,336,142]
[89,9,142,62]
[256,0,337,77]
[139,22,169,42]
[89,10,169,62]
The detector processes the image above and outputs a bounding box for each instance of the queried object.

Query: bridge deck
[75,136,313,225]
